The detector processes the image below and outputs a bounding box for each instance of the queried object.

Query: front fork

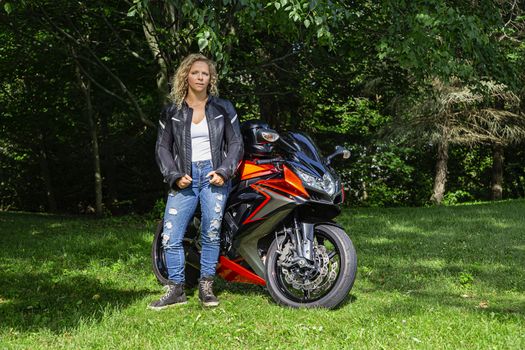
[292,216,315,262]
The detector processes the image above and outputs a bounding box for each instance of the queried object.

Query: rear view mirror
[326,145,350,165]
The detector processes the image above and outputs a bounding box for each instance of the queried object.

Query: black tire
[265,224,357,309]
[151,219,200,288]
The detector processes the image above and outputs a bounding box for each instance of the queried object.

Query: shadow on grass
[212,276,359,309]
[0,212,154,333]
[0,271,150,333]
[180,278,272,305]
[1,211,298,331]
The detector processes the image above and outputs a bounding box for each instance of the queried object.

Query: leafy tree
[377,0,525,204]
[2,0,525,213]
[1,0,158,214]
[396,79,525,204]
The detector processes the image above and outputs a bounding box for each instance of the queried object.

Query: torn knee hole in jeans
[162,233,170,245]
[168,207,178,215]
[214,202,222,213]
[165,221,173,230]
[210,218,221,230]
[207,219,221,241]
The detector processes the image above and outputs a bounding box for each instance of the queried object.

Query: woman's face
[187,60,210,95]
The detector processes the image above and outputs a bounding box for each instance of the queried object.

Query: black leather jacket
[155,96,243,190]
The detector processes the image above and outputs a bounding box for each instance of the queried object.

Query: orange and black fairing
[239,160,279,181]
[216,256,266,286]
[241,165,309,225]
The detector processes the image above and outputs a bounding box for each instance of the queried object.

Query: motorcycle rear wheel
[151,219,200,288]
[265,224,357,309]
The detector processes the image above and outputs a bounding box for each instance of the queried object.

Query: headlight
[295,167,336,196]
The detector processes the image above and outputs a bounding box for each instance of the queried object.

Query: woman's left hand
[207,171,225,186]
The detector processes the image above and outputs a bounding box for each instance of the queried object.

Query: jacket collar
[181,94,216,109]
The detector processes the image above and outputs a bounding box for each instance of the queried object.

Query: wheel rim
[273,230,342,303]
[154,234,169,279]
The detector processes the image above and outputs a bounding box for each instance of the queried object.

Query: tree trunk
[75,64,103,216]
[142,9,170,104]
[37,132,57,212]
[491,143,504,201]
[100,112,117,211]
[430,139,449,205]
[515,167,525,198]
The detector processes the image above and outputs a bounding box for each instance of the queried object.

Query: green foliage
[378,1,514,84]
[1,0,524,213]
[128,0,343,77]
[309,98,388,136]
[444,146,494,201]
[267,0,343,46]
[459,271,475,286]
[4,2,14,14]
[145,197,166,222]
[338,143,430,207]
[443,190,475,206]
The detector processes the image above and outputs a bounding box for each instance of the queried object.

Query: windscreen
[282,132,323,162]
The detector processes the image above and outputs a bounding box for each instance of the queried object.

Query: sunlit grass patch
[0,200,524,349]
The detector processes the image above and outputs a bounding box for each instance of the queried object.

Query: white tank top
[191,116,212,161]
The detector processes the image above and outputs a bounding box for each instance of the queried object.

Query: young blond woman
[149,54,243,309]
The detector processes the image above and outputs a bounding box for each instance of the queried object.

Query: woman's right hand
[176,174,192,189]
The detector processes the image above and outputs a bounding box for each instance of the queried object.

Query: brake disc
[279,243,338,292]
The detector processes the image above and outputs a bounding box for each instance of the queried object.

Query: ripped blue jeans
[162,160,229,283]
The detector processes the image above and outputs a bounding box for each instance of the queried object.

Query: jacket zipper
[205,103,215,169]
[185,106,193,176]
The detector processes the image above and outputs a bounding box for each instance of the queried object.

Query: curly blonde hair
[169,53,219,108]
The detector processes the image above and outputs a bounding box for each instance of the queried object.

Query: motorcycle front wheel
[265,223,357,309]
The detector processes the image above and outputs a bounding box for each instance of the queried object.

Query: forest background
[1,0,525,216]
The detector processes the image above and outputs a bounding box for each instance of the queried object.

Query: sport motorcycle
[152,120,357,309]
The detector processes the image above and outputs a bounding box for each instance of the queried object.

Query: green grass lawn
[1,200,524,349]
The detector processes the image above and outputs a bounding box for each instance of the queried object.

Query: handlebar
[254,157,284,165]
